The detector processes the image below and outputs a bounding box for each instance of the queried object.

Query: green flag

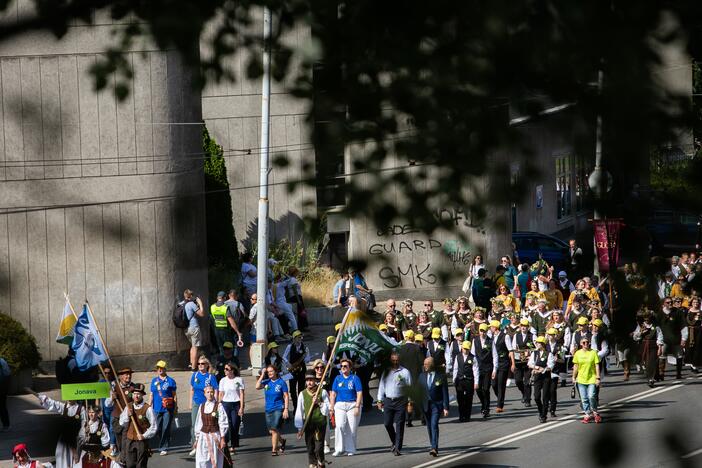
[335,306,398,365]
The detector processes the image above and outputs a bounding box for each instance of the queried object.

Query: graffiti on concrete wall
[367,220,475,289]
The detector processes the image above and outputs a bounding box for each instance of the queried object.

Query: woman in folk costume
[12,443,53,468]
[36,393,86,468]
[193,385,229,468]
[685,296,702,372]
[75,405,113,468]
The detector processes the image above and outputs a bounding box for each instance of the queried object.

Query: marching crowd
[11,245,702,468]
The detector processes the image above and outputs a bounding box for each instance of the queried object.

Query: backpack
[172,300,190,329]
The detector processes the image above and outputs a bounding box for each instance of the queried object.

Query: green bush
[0,312,42,374]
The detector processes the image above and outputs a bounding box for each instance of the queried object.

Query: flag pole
[84,300,143,438]
[299,306,353,436]
[65,294,115,403]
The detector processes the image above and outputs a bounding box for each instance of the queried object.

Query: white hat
[558,271,567,277]
[268,258,278,266]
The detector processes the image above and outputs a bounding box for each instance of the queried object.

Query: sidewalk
[0,325,332,463]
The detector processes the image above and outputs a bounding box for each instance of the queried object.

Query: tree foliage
[0,312,42,373]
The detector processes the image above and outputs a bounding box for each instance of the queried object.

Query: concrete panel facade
[201,11,316,249]
[0,6,208,364]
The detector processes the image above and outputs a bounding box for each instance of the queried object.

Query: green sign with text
[61,382,111,400]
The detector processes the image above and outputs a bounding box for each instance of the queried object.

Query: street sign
[61,382,111,400]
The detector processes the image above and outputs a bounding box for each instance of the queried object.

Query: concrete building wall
[201,12,316,250]
[0,1,207,363]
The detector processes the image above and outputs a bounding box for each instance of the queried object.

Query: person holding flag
[295,369,330,468]
[119,383,157,467]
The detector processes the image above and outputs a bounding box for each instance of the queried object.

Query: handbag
[462,276,471,294]
[155,380,176,410]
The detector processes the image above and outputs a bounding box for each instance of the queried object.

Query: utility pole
[253,6,272,374]
[588,69,612,276]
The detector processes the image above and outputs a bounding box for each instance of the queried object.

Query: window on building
[574,154,590,212]
[555,156,572,219]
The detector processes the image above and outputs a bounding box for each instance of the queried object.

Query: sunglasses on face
[341,364,349,368]
[198,363,207,366]
[315,366,324,369]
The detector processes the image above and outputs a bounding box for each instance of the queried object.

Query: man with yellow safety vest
[211,291,243,356]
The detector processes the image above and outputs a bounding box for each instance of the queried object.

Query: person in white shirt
[528,336,556,423]
[76,405,112,467]
[294,370,330,467]
[218,364,245,454]
[274,274,299,331]
[240,253,257,296]
[36,394,86,468]
[376,351,412,456]
[248,294,285,341]
[194,385,229,468]
[119,384,157,468]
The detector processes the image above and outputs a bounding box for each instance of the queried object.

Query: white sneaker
[160,451,168,456]
[347,452,355,456]
[332,451,343,457]
[506,378,514,387]
[324,445,331,454]
[188,449,197,457]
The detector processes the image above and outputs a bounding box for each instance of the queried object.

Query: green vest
[210,304,228,328]
[301,389,326,429]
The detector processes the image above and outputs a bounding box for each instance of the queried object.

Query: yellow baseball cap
[546,328,558,336]
[490,320,501,329]
[577,317,589,326]
[335,323,342,331]
[154,360,167,369]
[415,334,425,343]
[454,328,464,336]
[326,336,335,344]
[592,318,604,328]
[461,340,472,350]
[404,330,415,339]
[431,328,442,338]
[292,330,303,338]
[520,319,530,326]
[535,336,547,344]
[267,342,278,350]
[479,323,489,332]
[379,324,388,331]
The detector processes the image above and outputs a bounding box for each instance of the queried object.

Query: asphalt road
[143,369,702,468]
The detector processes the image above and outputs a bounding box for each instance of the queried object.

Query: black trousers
[112,415,126,458]
[492,368,509,409]
[476,370,492,413]
[357,365,374,410]
[124,439,149,468]
[289,371,305,408]
[0,381,8,428]
[305,424,326,465]
[513,365,532,403]
[533,374,552,418]
[549,376,559,412]
[454,378,474,421]
[383,397,407,450]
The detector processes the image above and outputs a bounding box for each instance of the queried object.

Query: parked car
[512,232,569,270]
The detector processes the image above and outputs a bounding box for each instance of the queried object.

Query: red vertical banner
[594,219,624,273]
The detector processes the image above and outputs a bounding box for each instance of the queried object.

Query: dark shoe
[550,411,557,418]
[648,379,655,388]
[539,416,547,423]
[393,449,401,456]
[676,374,683,380]
[482,411,489,419]
[560,380,566,388]
[524,401,532,408]
[429,449,438,457]
[280,438,287,453]
[406,420,413,427]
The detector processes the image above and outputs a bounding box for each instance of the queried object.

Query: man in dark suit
[419,357,449,457]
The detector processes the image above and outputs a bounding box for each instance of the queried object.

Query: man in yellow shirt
[572,337,601,424]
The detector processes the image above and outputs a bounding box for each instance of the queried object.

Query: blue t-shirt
[517,272,530,296]
[190,371,218,405]
[150,376,177,413]
[332,374,362,402]
[332,279,346,302]
[185,301,199,329]
[261,378,288,413]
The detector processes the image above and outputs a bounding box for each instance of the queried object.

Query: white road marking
[413,382,689,468]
